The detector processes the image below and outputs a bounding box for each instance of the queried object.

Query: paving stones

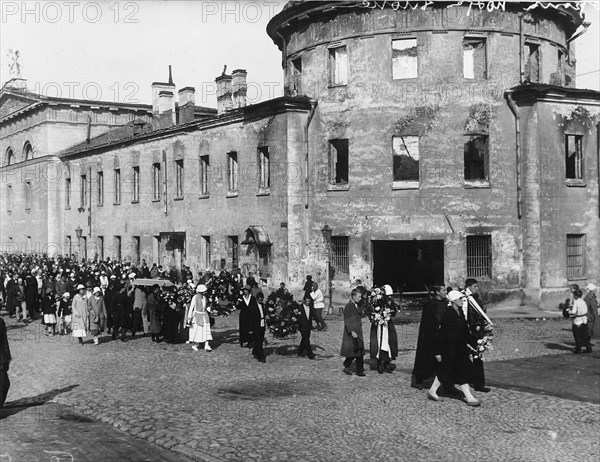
[1,314,598,461]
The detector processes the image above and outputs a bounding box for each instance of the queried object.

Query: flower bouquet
[467,318,494,360]
[205,273,237,317]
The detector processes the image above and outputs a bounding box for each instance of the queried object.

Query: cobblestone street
[1,313,599,462]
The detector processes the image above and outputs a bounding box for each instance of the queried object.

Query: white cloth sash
[376,323,390,359]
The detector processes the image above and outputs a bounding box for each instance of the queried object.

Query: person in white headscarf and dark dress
[369,285,398,374]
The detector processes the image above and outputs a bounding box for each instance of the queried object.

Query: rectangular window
[97,236,104,261]
[175,160,184,198]
[132,166,140,202]
[565,134,583,180]
[557,49,565,86]
[291,57,302,95]
[329,45,348,86]
[80,174,87,207]
[114,169,121,204]
[65,235,72,257]
[228,236,239,268]
[114,235,122,261]
[65,178,71,209]
[466,235,492,279]
[392,38,418,79]
[463,38,487,79]
[97,171,104,205]
[329,139,349,185]
[6,185,12,213]
[132,236,141,265]
[152,163,161,201]
[464,135,489,181]
[567,234,585,279]
[525,42,540,83]
[227,151,238,192]
[392,135,420,183]
[331,236,350,279]
[258,147,270,190]
[199,155,209,196]
[201,235,211,269]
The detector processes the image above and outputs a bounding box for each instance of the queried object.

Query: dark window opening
[464,135,489,181]
[329,139,349,185]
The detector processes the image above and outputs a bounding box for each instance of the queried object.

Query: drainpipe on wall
[162,150,168,216]
[505,92,522,220]
[88,165,92,238]
[304,101,318,210]
[519,13,524,83]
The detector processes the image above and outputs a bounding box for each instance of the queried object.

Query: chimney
[231,69,247,108]
[178,86,196,124]
[216,73,233,115]
[158,91,175,128]
[151,65,176,125]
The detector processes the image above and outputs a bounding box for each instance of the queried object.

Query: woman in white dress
[186,284,212,351]
[71,284,88,345]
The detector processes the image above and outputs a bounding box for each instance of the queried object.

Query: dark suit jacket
[248,298,265,332]
[340,301,364,357]
[298,303,315,332]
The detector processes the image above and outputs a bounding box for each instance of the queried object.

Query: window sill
[328,83,347,89]
[113,202,121,206]
[257,189,270,196]
[97,204,103,207]
[328,184,349,191]
[226,191,239,198]
[7,210,12,215]
[567,276,587,282]
[392,181,419,190]
[65,207,71,211]
[392,77,418,82]
[464,180,490,189]
[198,194,210,200]
[174,197,184,201]
[131,200,140,204]
[151,199,161,203]
[25,208,30,214]
[566,179,586,187]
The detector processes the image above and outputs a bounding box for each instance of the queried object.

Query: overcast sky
[1,1,598,107]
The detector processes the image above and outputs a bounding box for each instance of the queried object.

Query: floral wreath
[465,303,494,360]
[363,287,397,326]
[265,293,301,338]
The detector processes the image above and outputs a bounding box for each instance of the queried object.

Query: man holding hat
[186,284,212,351]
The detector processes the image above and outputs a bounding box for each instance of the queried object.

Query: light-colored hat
[62,292,70,298]
[447,290,465,302]
[187,279,193,284]
[128,272,136,279]
[586,283,597,291]
[92,287,102,294]
[382,284,393,296]
[76,284,85,290]
[110,275,117,279]
[196,284,207,293]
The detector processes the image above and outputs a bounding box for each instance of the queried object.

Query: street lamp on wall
[321,223,333,314]
[75,225,83,262]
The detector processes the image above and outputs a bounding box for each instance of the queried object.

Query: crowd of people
[0,252,598,410]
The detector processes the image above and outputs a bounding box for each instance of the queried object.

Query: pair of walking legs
[428,376,479,404]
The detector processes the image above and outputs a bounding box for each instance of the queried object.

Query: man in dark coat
[249,291,266,362]
[341,289,365,376]
[0,316,12,406]
[25,271,39,319]
[465,278,490,393]
[298,295,316,359]
[112,285,132,341]
[5,274,18,318]
[237,285,256,348]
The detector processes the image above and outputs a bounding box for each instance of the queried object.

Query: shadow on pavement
[544,342,573,351]
[1,384,79,420]
[486,352,600,404]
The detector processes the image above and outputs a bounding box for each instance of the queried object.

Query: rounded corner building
[266,1,599,308]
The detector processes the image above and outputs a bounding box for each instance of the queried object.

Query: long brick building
[1,1,599,309]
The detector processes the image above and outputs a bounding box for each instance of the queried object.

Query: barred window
[567,234,585,279]
[331,236,349,279]
[6,185,12,212]
[466,235,492,279]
